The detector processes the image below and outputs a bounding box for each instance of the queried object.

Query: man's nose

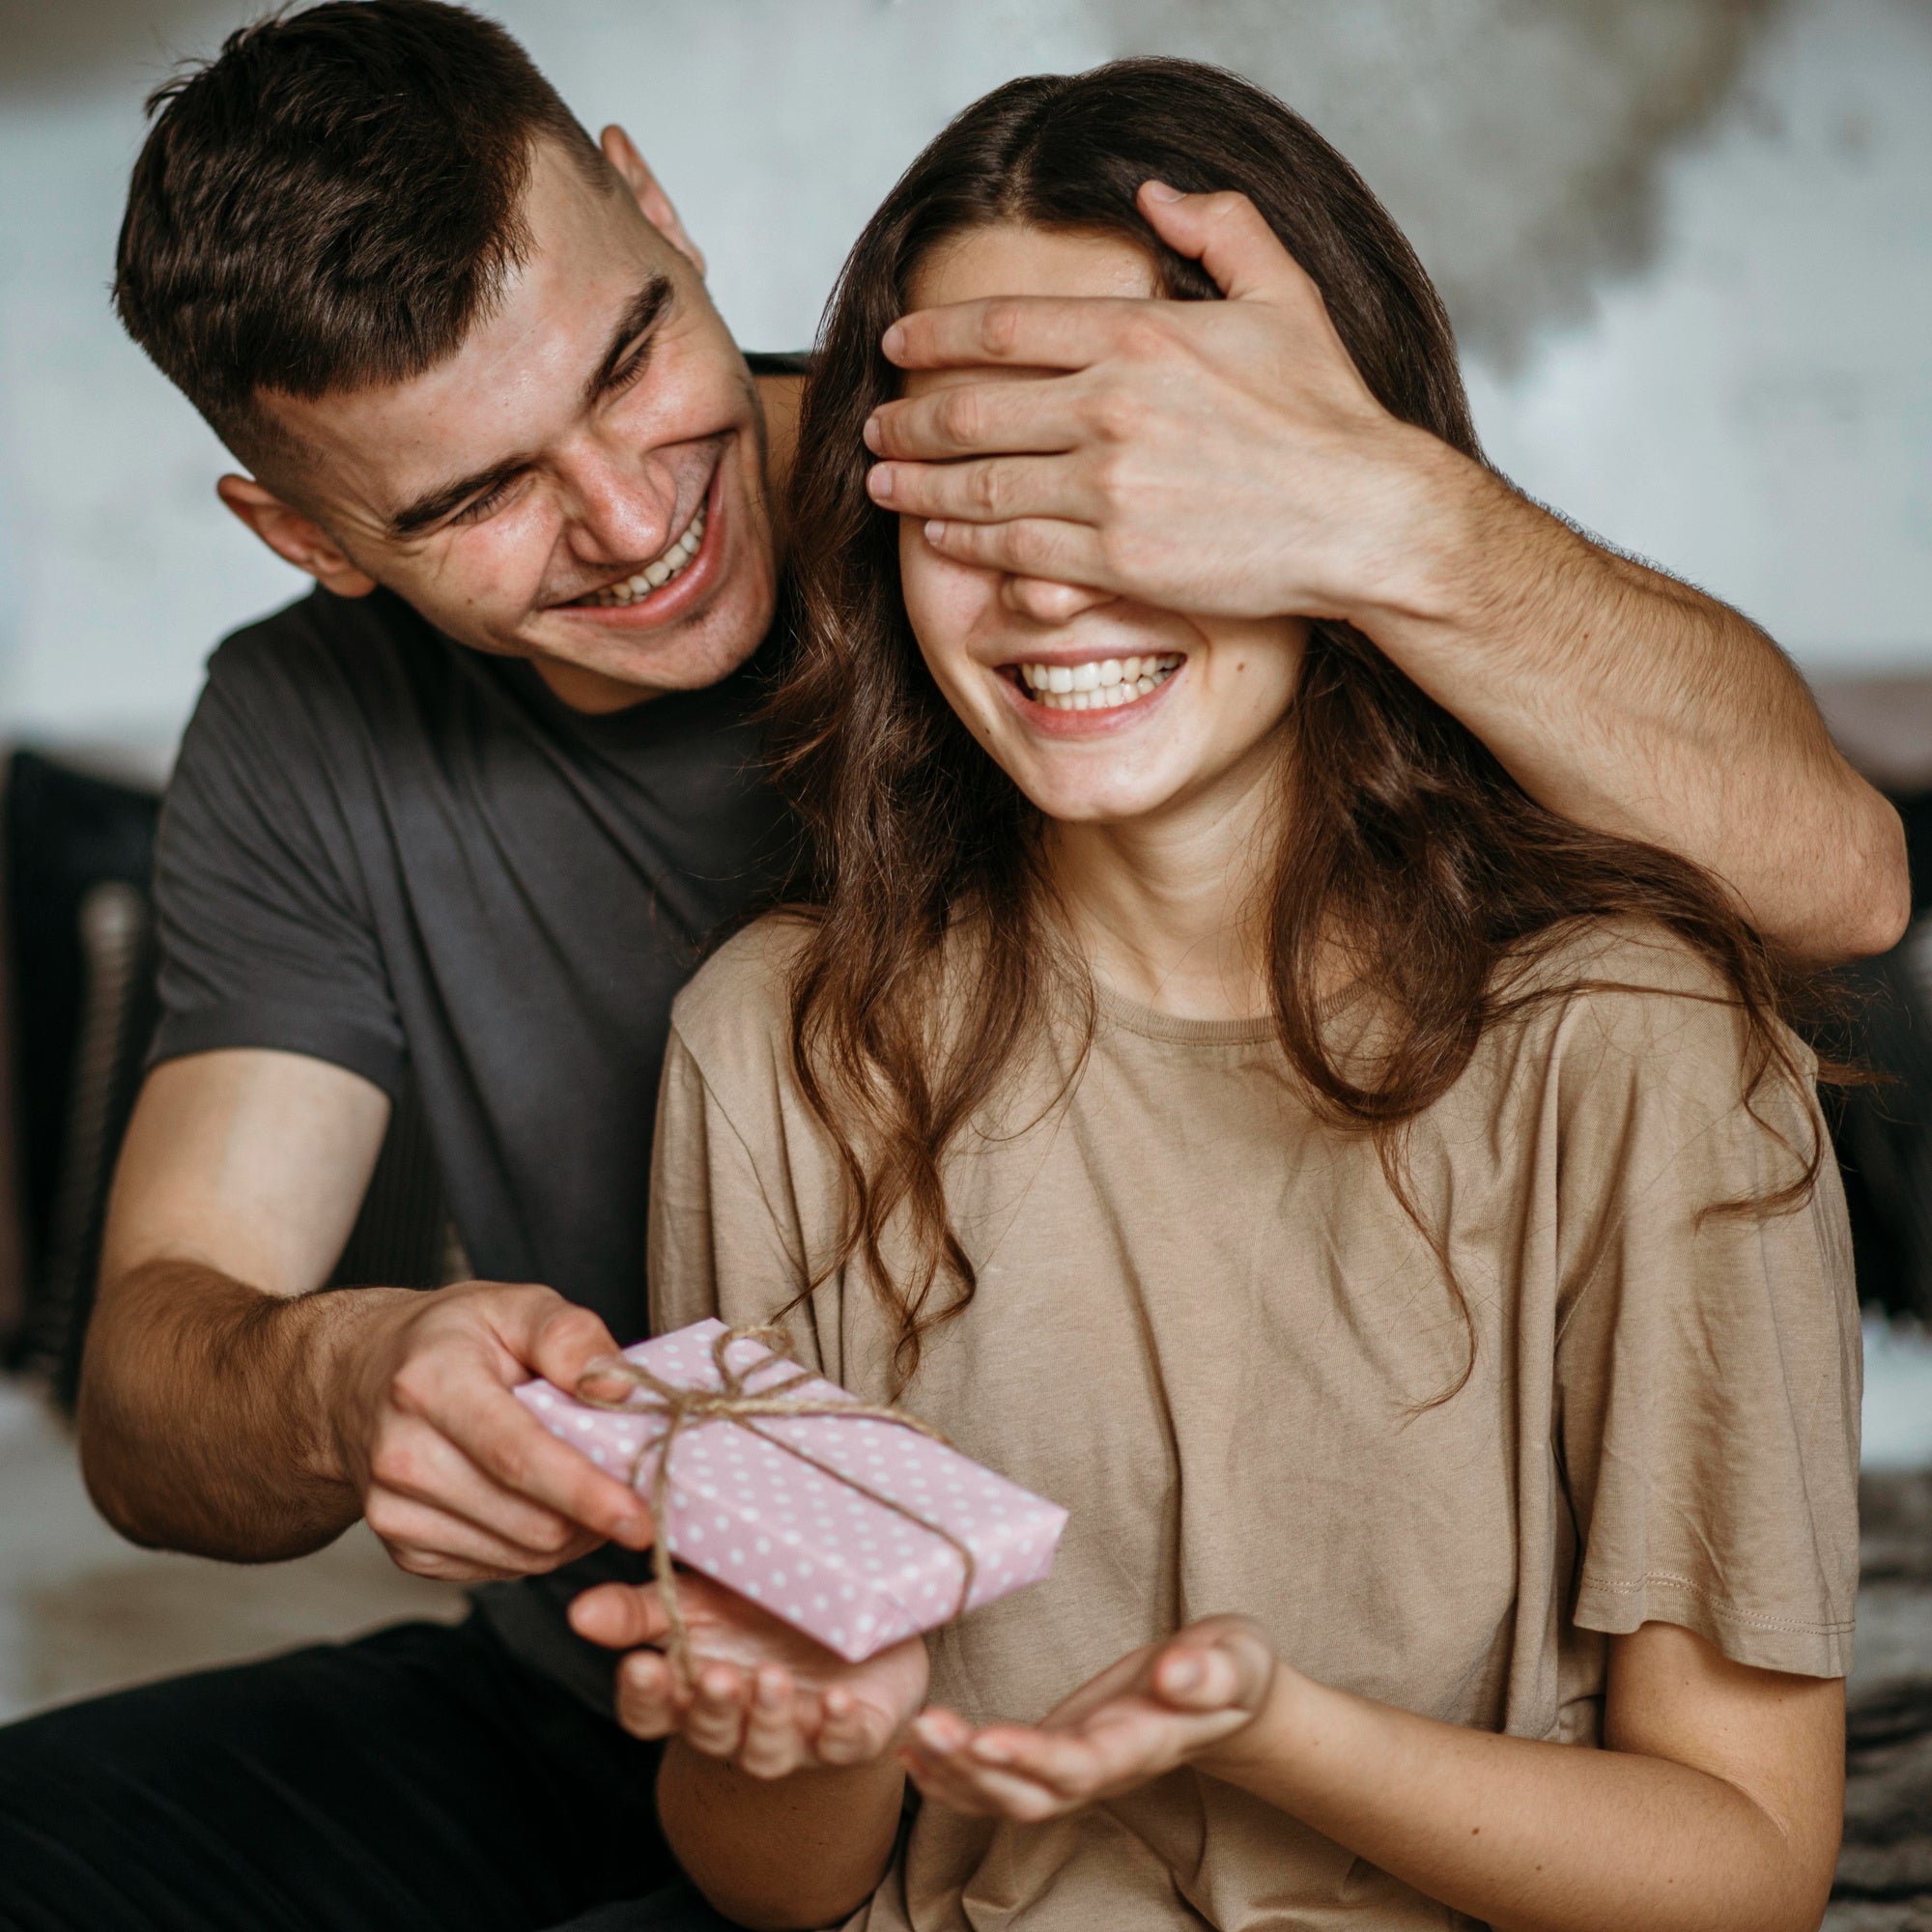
[564,449,673,563]
[999,576,1118,625]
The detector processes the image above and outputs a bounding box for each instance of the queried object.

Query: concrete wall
[0,0,1926,760]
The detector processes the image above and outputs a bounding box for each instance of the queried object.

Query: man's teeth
[581,504,707,608]
[1018,653,1182,711]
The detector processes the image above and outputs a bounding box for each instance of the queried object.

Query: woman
[571,59,1857,1932]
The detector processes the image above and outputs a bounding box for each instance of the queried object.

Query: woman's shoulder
[1492,915,1816,1124]
[669,910,817,1067]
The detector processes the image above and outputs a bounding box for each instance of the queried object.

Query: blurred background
[0,1,1928,1920]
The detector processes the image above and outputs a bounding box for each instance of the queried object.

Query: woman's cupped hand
[570,1571,931,1779]
[900,1615,1278,1822]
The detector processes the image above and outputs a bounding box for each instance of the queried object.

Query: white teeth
[580,503,707,607]
[1020,652,1182,712]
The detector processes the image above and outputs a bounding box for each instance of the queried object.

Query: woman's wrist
[1189,1654,1332,1798]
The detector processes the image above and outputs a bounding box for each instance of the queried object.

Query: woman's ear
[600,125,707,278]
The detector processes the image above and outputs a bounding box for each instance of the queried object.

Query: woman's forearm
[1197,1668,1833,1932]
[657,1740,904,1932]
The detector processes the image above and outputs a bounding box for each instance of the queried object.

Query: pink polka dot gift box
[515,1318,1068,1662]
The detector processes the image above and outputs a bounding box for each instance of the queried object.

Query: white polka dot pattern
[513,1319,1068,1662]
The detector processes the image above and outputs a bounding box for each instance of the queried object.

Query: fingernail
[868,464,895,503]
[912,1714,952,1751]
[969,1737,1011,1765]
[614,1515,650,1547]
[924,520,948,546]
[882,322,906,359]
[1143,179,1184,203]
[1166,1655,1203,1692]
[863,414,883,453]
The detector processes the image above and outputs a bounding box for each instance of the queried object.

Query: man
[0,4,1905,1931]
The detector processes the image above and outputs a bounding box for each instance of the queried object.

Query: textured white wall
[0,0,1926,758]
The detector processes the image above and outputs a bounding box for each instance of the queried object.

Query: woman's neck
[1045,754,1282,1024]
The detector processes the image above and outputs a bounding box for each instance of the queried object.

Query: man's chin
[521,588,773,711]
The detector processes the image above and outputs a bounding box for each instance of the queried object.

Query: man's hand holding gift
[323,1279,657,1581]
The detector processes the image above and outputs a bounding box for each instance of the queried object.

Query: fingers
[502,1293,625,1400]
[867,449,1094,528]
[614,1646,685,1740]
[360,1491,548,1580]
[865,379,1085,464]
[883,296,1142,374]
[1136,182,1318,308]
[902,1710,1065,1822]
[369,1418,599,1564]
[910,516,1105,589]
[569,1579,673,1651]
[816,1682,890,1767]
[1153,1618,1276,1716]
[436,1382,653,1550]
[738,1666,810,1779]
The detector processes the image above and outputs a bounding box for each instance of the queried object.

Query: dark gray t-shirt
[152,574,791,1703]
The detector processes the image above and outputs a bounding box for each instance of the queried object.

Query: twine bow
[574,1324,977,1685]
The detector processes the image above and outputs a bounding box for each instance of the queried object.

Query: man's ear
[215,474,378,597]
[600,125,707,278]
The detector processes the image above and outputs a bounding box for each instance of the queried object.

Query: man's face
[249,137,777,711]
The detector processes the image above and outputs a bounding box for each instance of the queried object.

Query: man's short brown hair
[113,0,609,462]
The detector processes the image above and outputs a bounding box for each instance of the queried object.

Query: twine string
[574,1324,978,1684]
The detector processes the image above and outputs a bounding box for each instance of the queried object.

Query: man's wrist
[295,1283,414,1490]
[1330,424,1503,636]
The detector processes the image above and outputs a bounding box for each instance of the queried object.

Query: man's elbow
[1838,797,1913,962]
[1797,791,1912,965]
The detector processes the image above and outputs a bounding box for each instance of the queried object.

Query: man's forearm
[77,1260,393,1561]
[657,1739,904,1932]
[1359,436,1910,962]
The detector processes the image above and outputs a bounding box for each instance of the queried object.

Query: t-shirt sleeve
[149,629,407,1095]
[1551,979,1861,1678]
[647,1020,815,1340]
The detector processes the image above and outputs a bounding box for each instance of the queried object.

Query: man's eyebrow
[582,272,674,407]
[385,274,676,541]
[387,455,531,540]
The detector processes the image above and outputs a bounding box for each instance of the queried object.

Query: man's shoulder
[202,584,426,705]
[181,587,463,794]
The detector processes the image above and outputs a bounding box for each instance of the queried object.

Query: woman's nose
[999,576,1118,625]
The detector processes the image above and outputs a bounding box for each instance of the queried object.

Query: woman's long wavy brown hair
[772,58,1835,1391]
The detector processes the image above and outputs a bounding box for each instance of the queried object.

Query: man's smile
[547,454,733,636]
[571,490,709,609]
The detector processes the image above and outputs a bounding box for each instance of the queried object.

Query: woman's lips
[993,651,1186,735]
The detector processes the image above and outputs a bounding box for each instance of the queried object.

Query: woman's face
[896,223,1307,828]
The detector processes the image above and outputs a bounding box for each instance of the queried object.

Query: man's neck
[528,653,661,714]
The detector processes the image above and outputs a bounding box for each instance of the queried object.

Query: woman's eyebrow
[582,272,674,406]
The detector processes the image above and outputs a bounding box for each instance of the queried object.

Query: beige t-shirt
[648,915,1860,1932]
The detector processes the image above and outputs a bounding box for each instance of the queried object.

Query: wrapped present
[515,1318,1067,1664]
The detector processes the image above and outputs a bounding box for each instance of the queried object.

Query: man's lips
[550,464,725,631]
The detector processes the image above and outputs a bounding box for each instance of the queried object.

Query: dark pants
[0,1614,731,1932]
